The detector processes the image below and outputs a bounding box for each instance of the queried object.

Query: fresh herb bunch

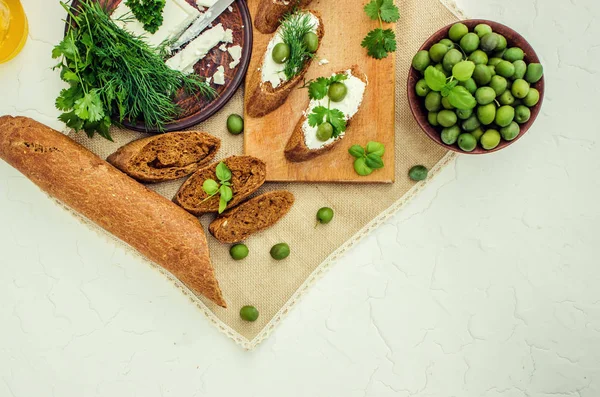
[53,0,215,140]
[202,162,234,213]
[349,141,385,176]
[361,0,400,59]
[126,0,166,34]
[280,12,316,80]
[305,74,348,138]
[424,66,476,109]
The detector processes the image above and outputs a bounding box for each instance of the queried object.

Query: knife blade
[170,0,237,52]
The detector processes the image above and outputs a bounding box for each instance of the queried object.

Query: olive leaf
[424,66,447,92]
[447,85,477,110]
[366,141,385,157]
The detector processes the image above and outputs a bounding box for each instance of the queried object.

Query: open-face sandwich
[246,10,324,118]
[254,0,314,34]
[285,65,368,162]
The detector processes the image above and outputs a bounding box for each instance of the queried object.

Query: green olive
[500,121,520,141]
[412,50,431,72]
[441,125,461,145]
[460,33,480,54]
[316,122,333,141]
[525,63,544,84]
[448,23,469,42]
[515,105,531,124]
[475,86,496,105]
[495,34,508,52]
[443,49,464,72]
[230,244,249,260]
[428,111,439,126]
[461,114,481,132]
[512,60,527,80]
[441,96,454,110]
[523,88,540,107]
[408,165,428,181]
[489,75,508,96]
[429,43,449,63]
[458,133,477,152]
[328,82,348,102]
[303,32,319,52]
[474,23,493,38]
[272,42,290,64]
[512,79,530,99]
[473,64,492,86]
[498,89,516,106]
[317,207,334,224]
[496,60,515,78]
[459,78,477,95]
[480,129,501,150]
[240,305,259,322]
[480,33,499,52]
[270,243,290,260]
[495,105,515,127]
[425,91,442,112]
[468,50,488,65]
[226,114,244,135]
[488,57,503,67]
[415,79,431,97]
[456,108,473,120]
[504,47,525,62]
[472,127,484,141]
[477,103,497,126]
[437,109,457,127]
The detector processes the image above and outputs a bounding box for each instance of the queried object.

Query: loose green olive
[270,243,290,260]
[415,79,431,97]
[230,244,249,260]
[272,42,290,64]
[412,50,431,72]
[460,33,480,54]
[328,82,348,102]
[525,63,544,84]
[480,129,501,150]
[523,88,540,107]
[408,165,428,181]
[437,110,457,127]
[316,122,333,141]
[504,47,524,62]
[512,79,530,99]
[429,43,449,63]
[441,125,461,145]
[226,114,244,135]
[303,32,319,52]
[474,23,493,38]
[448,23,469,42]
[458,133,477,152]
[425,91,442,112]
[317,207,334,224]
[240,305,259,322]
[495,105,515,127]
[500,121,520,141]
[514,105,531,124]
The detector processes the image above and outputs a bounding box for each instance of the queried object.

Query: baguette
[254,0,313,34]
[0,116,226,308]
[285,65,368,162]
[246,10,324,118]
[209,191,295,244]
[107,131,221,183]
[174,156,267,216]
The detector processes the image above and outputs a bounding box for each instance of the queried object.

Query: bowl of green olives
[408,20,545,154]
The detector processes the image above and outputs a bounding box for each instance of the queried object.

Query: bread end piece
[254,0,314,34]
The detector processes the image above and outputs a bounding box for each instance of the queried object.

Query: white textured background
[1,0,599,396]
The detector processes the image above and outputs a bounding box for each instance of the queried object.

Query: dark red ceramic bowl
[407,19,545,154]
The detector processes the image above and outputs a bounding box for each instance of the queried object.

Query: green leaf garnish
[361,28,397,60]
[424,66,446,92]
[349,141,386,176]
[125,0,166,34]
[202,162,234,213]
[447,85,477,110]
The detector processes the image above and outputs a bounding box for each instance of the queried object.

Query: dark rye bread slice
[209,191,295,243]
[0,116,226,307]
[174,156,267,216]
[254,0,313,34]
[107,132,221,183]
[246,10,324,118]
[285,65,368,162]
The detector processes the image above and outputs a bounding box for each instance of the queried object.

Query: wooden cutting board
[243,0,396,183]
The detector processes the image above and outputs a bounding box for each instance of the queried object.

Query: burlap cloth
[67,0,464,349]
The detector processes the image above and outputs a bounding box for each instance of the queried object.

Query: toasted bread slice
[107,132,221,183]
[174,156,267,216]
[209,191,295,243]
[285,65,368,162]
[254,0,313,34]
[246,10,324,118]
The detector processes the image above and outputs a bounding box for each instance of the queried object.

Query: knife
[170,0,237,52]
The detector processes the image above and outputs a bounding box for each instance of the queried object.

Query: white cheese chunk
[303,70,367,150]
[261,12,319,88]
[319,58,329,66]
[213,65,226,85]
[228,45,242,69]
[219,43,227,51]
[196,0,218,7]
[165,23,233,74]
[111,0,200,48]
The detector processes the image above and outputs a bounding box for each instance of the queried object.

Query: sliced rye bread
[254,0,313,34]
[107,132,221,183]
[174,156,267,216]
[209,190,295,243]
[246,10,324,118]
[284,65,368,162]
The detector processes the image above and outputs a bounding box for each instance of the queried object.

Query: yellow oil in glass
[0,0,28,64]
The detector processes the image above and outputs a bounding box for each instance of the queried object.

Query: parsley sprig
[53,1,215,140]
[361,0,400,60]
[202,162,234,214]
[305,74,348,138]
[126,0,166,34]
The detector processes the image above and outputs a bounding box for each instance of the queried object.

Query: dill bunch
[280,11,316,80]
[53,0,216,140]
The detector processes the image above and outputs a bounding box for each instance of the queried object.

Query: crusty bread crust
[0,116,226,308]
[246,10,324,118]
[254,0,313,34]
[284,65,368,162]
[209,191,295,244]
[107,131,221,183]
[174,156,267,216]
